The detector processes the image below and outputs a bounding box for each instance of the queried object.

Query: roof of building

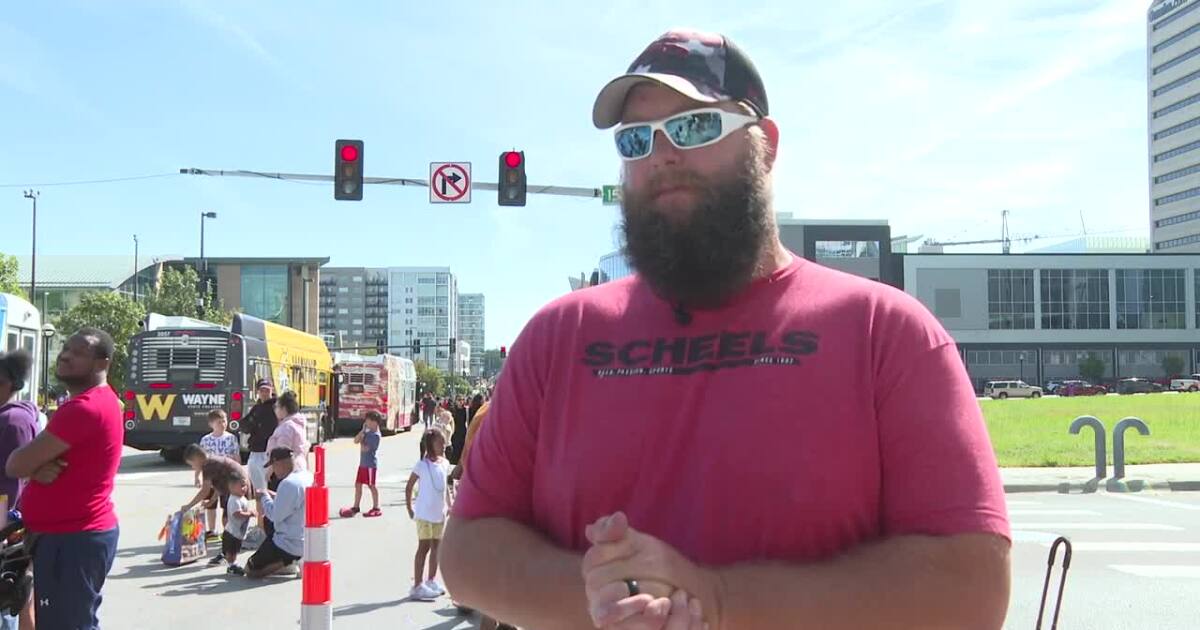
[181,257,331,266]
[14,255,182,288]
[1028,236,1151,254]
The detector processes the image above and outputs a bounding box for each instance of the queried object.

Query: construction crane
[922,210,1042,254]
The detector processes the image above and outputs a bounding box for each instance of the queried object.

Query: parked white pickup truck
[1169,374,1200,392]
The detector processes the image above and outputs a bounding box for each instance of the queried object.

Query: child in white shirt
[405,429,452,601]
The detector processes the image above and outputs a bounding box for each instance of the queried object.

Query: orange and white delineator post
[302,445,332,629]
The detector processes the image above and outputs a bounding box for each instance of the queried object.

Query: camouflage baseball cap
[592,28,769,129]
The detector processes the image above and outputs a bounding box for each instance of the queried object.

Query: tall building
[318,268,388,350]
[1147,0,1200,252]
[387,267,458,373]
[458,293,485,377]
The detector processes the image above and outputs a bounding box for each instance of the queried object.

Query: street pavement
[104,427,477,629]
[101,429,1200,629]
[1005,491,1200,629]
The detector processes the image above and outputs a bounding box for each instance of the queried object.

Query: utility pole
[23,191,38,301]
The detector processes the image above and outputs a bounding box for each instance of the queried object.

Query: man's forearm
[715,534,1010,630]
[441,516,594,630]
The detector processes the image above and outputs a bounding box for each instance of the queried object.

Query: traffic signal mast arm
[179,168,607,199]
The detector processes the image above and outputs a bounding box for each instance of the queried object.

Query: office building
[184,257,327,334]
[903,252,1200,390]
[458,293,485,377]
[318,268,389,350]
[1147,0,1200,252]
[387,267,458,373]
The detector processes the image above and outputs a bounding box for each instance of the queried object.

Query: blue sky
[0,1,1152,346]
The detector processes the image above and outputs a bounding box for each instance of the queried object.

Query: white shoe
[410,584,438,601]
[424,579,446,595]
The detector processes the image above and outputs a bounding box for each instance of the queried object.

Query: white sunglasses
[613,107,760,161]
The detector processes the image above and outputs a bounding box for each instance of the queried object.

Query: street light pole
[23,191,38,302]
[133,234,139,302]
[199,212,217,315]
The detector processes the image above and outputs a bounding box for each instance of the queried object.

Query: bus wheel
[160,447,185,464]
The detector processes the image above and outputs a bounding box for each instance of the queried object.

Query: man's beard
[619,145,772,309]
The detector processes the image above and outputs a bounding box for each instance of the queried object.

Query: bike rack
[1068,416,1106,481]
[1112,417,1150,480]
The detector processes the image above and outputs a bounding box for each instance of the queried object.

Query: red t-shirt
[453,256,1009,565]
[21,384,123,534]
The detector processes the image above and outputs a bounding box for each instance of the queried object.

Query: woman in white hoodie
[266,391,310,472]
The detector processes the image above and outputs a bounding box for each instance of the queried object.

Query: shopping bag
[159,507,207,566]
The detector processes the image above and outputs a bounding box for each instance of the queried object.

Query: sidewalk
[1002,463,1200,493]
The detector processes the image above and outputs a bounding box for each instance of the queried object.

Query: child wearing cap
[339,410,382,518]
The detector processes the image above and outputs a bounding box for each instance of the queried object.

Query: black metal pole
[133,234,139,302]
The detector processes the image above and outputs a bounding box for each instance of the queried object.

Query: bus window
[5,332,17,352]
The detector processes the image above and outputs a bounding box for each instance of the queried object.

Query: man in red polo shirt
[7,328,123,630]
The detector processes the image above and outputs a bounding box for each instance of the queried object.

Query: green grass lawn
[982,394,1200,467]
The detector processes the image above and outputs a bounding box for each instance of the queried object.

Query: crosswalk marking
[1109,565,1200,578]
[1008,509,1100,516]
[1013,522,1183,531]
[1103,494,1200,512]
[1005,500,1043,507]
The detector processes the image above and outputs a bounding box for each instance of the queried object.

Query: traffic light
[376,338,386,355]
[499,345,507,359]
[412,338,421,355]
[498,150,526,206]
[335,139,364,201]
[449,337,457,353]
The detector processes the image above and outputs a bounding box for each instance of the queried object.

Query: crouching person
[245,448,311,578]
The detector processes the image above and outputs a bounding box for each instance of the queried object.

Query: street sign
[602,185,621,206]
[430,162,472,203]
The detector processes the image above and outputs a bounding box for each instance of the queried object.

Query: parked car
[1169,374,1200,392]
[1059,380,1107,396]
[1115,378,1165,395]
[1044,380,1067,395]
[984,380,1043,399]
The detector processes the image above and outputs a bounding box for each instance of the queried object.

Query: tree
[445,373,471,397]
[0,253,24,297]
[415,360,444,397]
[1162,354,1186,378]
[55,292,145,391]
[1078,353,1107,384]
[145,266,233,326]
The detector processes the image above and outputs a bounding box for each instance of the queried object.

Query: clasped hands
[582,512,720,630]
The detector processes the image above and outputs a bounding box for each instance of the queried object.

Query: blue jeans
[0,613,15,630]
[32,528,119,630]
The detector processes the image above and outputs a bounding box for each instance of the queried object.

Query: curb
[1004,479,1200,493]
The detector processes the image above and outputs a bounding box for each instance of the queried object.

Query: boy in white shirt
[197,410,240,543]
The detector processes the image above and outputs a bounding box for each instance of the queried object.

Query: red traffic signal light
[499,345,507,358]
[498,151,526,207]
[334,139,364,201]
